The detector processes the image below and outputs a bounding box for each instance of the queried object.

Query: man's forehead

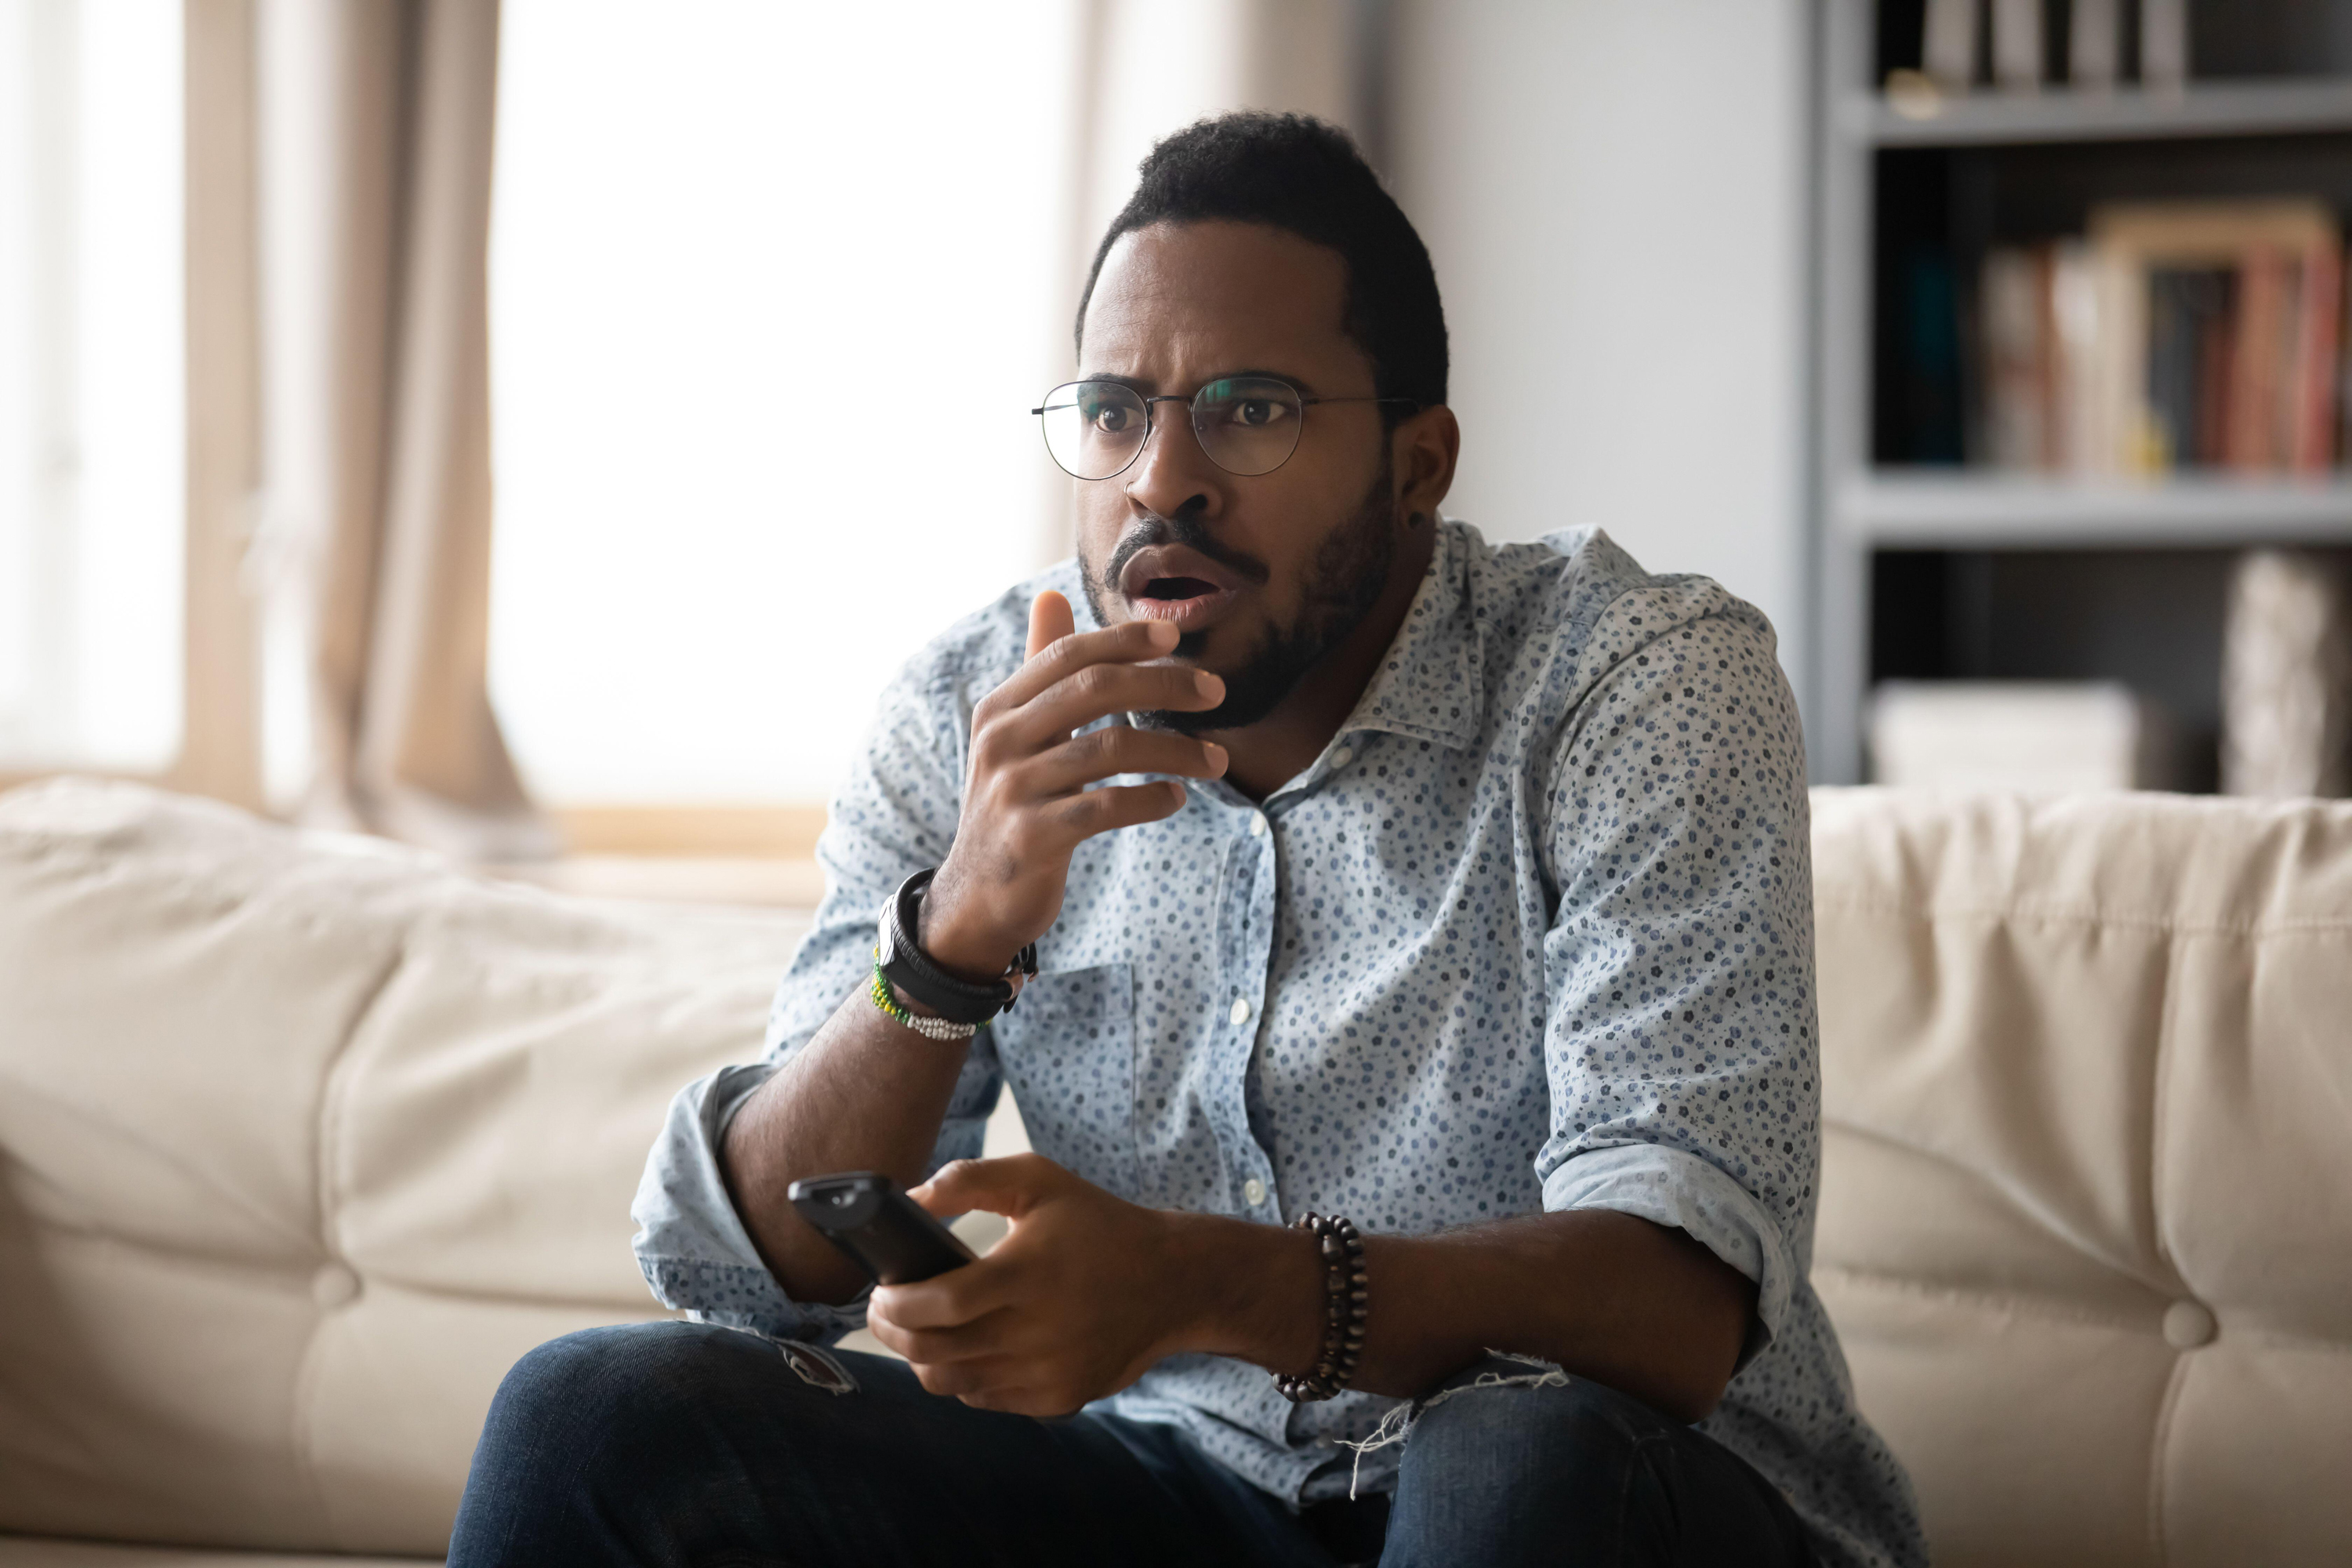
[1080,220,1361,383]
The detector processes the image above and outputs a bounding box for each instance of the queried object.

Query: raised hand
[916,590,1227,980]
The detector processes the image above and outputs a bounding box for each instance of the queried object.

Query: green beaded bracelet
[869,951,978,1042]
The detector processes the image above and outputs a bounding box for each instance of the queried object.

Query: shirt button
[1248,811,1267,837]
[1229,997,1252,1025]
[1330,746,1353,768]
[1243,1178,1268,1207]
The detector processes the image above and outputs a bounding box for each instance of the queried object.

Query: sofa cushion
[0,782,805,1555]
[1810,788,2352,1568]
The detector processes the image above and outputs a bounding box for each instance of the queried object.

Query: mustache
[1104,511,1272,590]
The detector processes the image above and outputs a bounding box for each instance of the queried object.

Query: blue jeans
[448,1321,1815,1567]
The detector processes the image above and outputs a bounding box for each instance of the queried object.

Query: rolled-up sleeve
[1531,599,1819,1360]
[630,643,1010,1341]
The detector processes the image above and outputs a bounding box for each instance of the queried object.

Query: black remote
[786,1171,977,1285]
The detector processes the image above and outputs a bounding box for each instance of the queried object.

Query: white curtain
[250,0,551,859]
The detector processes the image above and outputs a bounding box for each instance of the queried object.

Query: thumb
[909,1153,1059,1222]
[1026,590,1076,659]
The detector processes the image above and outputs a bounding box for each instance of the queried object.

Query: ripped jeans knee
[1338,1352,1572,1498]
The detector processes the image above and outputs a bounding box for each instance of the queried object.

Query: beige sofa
[0,779,2345,1565]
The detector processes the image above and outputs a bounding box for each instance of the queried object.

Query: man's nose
[1124,402,1224,518]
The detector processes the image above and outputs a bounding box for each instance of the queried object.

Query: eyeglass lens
[1036,377,1305,481]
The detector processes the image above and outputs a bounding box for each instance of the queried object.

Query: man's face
[1073,220,1400,733]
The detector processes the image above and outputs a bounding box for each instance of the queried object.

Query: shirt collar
[1335,517,1483,752]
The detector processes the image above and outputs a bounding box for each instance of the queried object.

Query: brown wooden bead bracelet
[1273,1211,1367,1403]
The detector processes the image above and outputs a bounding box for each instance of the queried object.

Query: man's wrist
[1160,1211,1326,1375]
[914,886,1023,983]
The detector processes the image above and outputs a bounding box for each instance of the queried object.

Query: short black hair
[1076,112,1448,414]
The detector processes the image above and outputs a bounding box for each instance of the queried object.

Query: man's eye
[1088,405,1132,433]
[1211,397,1287,428]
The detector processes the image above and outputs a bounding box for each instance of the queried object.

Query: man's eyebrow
[1212,368,1323,395]
[1073,368,1325,396]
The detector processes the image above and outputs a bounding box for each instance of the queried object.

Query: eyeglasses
[1031,376,1417,481]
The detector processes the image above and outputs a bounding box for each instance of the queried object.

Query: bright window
[489,1,1080,804]
[0,0,186,771]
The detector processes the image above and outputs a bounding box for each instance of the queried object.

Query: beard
[1079,455,1399,737]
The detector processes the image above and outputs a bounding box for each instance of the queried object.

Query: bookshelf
[1843,473,2352,546]
[1808,1,2352,784]
[1849,78,2352,147]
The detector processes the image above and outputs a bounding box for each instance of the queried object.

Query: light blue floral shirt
[633,520,1924,1568]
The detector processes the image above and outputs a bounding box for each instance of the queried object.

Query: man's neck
[1205,521,1439,801]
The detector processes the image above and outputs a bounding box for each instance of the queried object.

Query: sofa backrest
[0,782,805,1556]
[1810,787,2352,1568]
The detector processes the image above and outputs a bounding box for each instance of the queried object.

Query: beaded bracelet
[1273,1211,1367,1403]
[868,953,978,1043]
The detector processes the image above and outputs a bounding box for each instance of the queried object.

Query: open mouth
[1118,544,1247,630]
[1127,575,1238,629]
[1142,575,1220,602]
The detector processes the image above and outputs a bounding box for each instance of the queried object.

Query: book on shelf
[1991,0,2043,91]
[1921,0,1978,91]
[1903,0,2183,94]
[1969,199,2343,477]
[2140,0,2189,90]
[2069,0,2121,89]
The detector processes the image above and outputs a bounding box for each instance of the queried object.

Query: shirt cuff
[1540,1142,1793,1369]
[630,1061,873,1344]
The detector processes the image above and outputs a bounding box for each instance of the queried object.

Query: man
[450,114,1923,1568]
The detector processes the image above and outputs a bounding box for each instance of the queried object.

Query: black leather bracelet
[875,868,1038,1027]
[1274,1212,1367,1403]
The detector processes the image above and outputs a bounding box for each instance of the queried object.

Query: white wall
[1388,0,1811,692]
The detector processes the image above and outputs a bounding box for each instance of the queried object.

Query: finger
[887,1339,1070,1414]
[912,1153,1062,1222]
[907,1352,985,1400]
[869,1308,1022,1367]
[989,619,1179,711]
[955,1376,1089,1420]
[1045,779,1189,838]
[862,1298,914,1357]
[1004,662,1226,749]
[1026,590,1076,659]
[958,1382,1076,1418]
[911,1353,1030,1404]
[866,1292,1011,1360]
[874,1266,1020,1333]
[1016,727,1228,797]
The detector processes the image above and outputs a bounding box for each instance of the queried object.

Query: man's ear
[1393,404,1460,524]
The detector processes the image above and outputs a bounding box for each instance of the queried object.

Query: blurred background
[3,0,2349,899]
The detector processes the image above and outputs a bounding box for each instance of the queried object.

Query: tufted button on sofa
[1,779,2347,1565]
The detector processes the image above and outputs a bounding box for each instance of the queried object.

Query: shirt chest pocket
[987,962,1137,1195]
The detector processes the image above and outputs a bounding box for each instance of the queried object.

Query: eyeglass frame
[1029,375,1423,481]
